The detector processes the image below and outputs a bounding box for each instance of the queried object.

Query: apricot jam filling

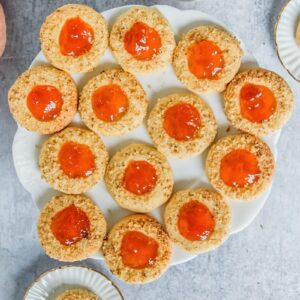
[240,83,276,123]
[51,204,90,246]
[124,21,162,61]
[59,17,94,57]
[27,85,63,122]
[58,141,96,178]
[92,84,128,122]
[123,160,157,195]
[220,149,261,188]
[188,40,224,80]
[178,200,215,241]
[163,103,201,141]
[120,231,159,269]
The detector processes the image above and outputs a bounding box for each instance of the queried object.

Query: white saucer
[23,266,123,300]
[275,0,300,82]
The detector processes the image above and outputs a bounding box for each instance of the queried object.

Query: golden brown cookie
[79,68,147,137]
[56,288,99,300]
[109,6,175,73]
[39,127,108,194]
[147,93,217,159]
[104,144,173,212]
[173,25,243,93]
[38,194,107,262]
[8,66,77,134]
[164,189,231,253]
[40,4,108,73]
[206,134,275,200]
[224,68,294,136]
[102,214,171,284]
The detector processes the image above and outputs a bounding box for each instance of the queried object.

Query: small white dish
[23,265,123,300]
[275,0,300,82]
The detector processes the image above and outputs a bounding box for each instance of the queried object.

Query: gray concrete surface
[0,0,299,299]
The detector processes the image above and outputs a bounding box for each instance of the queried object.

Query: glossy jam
[163,103,201,141]
[123,160,157,195]
[188,40,224,79]
[58,141,96,178]
[92,84,128,122]
[240,83,277,123]
[59,17,94,57]
[178,200,215,241]
[51,204,90,246]
[120,231,159,269]
[27,85,63,121]
[220,149,261,188]
[124,22,162,61]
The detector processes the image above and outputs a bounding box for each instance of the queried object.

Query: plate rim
[23,265,124,300]
[274,0,300,83]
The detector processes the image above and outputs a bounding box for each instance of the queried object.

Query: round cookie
[164,189,231,253]
[56,288,99,300]
[39,127,108,194]
[38,194,107,262]
[40,4,108,73]
[206,134,275,200]
[224,68,294,136]
[173,25,243,93]
[8,66,77,134]
[102,214,171,284]
[79,68,147,137]
[147,93,217,159]
[104,144,173,212]
[109,6,175,73]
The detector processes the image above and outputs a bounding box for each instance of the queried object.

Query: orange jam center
[220,149,261,188]
[240,83,277,123]
[188,40,224,79]
[91,84,128,122]
[26,85,63,122]
[59,17,94,57]
[120,231,159,269]
[178,200,215,241]
[122,160,157,195]
[163,103,201,141]
[51,204,90,246]
[124,21,162,60]
[58,141,96,178]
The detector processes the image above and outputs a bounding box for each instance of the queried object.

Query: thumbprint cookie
[104,144,173,212]
[173,26,243,93]
[147,93,217,159]
[38,194,107,261]
[39,127,108,194]
[8,66,77,134]
[56,288,99,300]
[109,6,175,73]
[103,214,171,284]
[40,4,108,73]
[206,134,275,200]
[164,189,231,253]
[224,68,294,136]
[79,68,147,137]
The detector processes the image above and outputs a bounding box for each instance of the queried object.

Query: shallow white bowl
[13,5,279,266]
[275,0,300,82]
[24,266,123,300]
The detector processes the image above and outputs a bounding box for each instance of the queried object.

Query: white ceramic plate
[23,266,123,300]
[13,5,279,266]
[275,0,300,82]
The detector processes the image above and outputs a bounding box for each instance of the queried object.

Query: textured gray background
[0,0,299,299]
